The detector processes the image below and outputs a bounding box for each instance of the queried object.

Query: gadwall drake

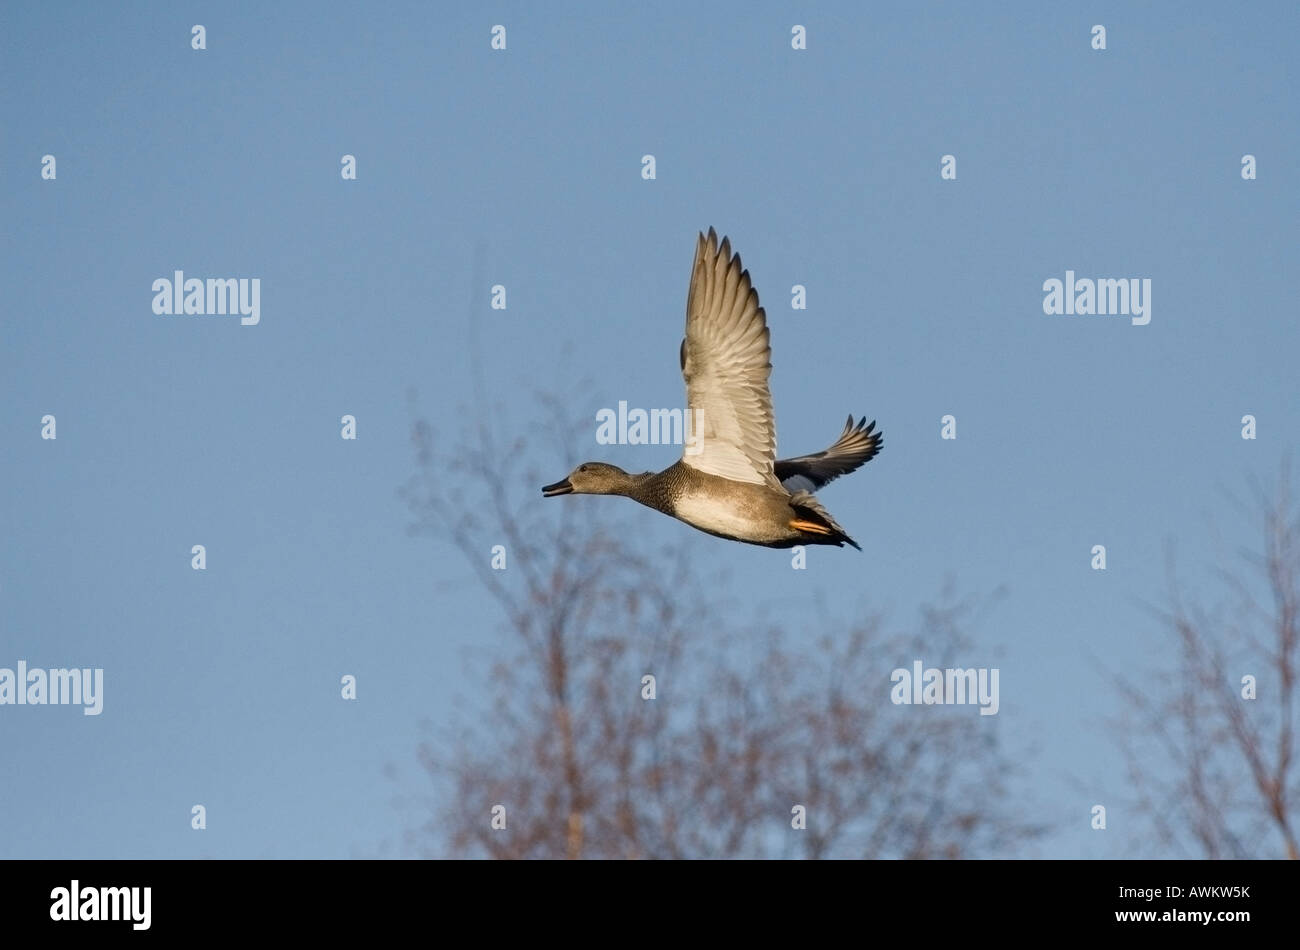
[543,228,883,550]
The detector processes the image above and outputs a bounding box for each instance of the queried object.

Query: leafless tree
[1112,466,1299,859]
[401,393,1041,858]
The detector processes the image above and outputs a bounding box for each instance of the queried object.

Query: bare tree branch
[402,395,1041,858]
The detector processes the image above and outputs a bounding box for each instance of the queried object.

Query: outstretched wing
[679,228,780,489]
[775,416,883,494]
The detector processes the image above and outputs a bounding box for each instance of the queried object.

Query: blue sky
[1,1,1296,858]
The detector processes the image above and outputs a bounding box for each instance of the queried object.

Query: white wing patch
[779,472,818,494]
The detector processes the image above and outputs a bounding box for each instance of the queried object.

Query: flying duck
[542,228,882,550]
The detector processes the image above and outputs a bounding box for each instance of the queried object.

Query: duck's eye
[579,464,589,473]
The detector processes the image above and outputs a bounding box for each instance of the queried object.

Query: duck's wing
[775,416,883,493]
[678,228,781,490]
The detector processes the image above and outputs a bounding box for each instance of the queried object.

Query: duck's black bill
[542,478,573,497]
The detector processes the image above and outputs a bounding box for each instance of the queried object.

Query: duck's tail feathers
[788,490,861,550]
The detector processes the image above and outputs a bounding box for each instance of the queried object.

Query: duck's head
[542,462,634,497]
